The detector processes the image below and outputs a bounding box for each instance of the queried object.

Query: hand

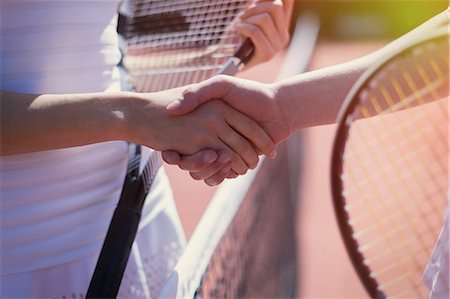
[238,0,293,70]
[163,75,294,185]
[167,75,294,143]
[162,148,240,186]
[128,89,276,177]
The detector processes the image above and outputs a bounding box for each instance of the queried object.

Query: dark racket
[87,0,255,298]
[331,27,449,298]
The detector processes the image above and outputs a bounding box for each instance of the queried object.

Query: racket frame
[330,29,448,299]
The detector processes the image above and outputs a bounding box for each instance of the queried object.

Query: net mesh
[337,34,449,298]
[118,0,251,92]
[158,142,299,299]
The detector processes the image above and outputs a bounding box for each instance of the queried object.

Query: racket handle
[235,39,255,64]
[86,206,141,298]
[216,39,254,75]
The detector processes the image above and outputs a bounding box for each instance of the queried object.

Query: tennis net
[156,14,320,298]
[158,141,300,299]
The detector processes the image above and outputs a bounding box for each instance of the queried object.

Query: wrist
[100,91,144,143]
[270,80,299,137]
[119,91,175,150]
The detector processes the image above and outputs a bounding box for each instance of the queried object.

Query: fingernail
[166,100,181,111]
[269,150,277,159]
[205,179,217,186]
[204,151,217,163]
[218,153,231,163]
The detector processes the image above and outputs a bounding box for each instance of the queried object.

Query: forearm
[273,54,371,132]
[273,9,447,133]
[1,90,137,155]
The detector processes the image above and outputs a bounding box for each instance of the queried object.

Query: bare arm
[0,89,274,178]
[1,90,130,155]
[163,8,448,183]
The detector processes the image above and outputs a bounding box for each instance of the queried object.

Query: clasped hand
[161,75,294,186]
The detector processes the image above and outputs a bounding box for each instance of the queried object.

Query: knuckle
[247,25,259,35]
[213,74,230,87]
[208,99,225,111]
[258,13,272,25]
[196,133,213,146]
[181,87,195,98]
[204,116,220,131]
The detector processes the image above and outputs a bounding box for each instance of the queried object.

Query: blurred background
[165,1,448,298]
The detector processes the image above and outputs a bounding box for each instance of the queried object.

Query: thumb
[166,76,232,116]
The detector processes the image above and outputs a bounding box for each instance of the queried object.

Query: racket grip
[86,206,141,299]
[216,39,255,75]
[234,39,254,64]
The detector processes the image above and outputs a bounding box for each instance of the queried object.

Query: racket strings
[349,111,444,233]
[340,35,448,298]
[353,46,448,196]
[350,105,444,298]
[345,130,432,295]
[358,40,448,118]
[346,119,442,298]
[119,0,250,92]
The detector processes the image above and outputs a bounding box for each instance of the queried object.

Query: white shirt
[0,1,185,297]
[423,197,450,299]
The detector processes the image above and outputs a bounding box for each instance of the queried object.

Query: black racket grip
[235,39,254,64]
[86,206,141,298]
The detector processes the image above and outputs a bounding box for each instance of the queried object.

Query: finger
[236,23,276,63]
[226,170,239,179]
[244,13,285,51]
[218,123,260,170]
[166,76,232,116]
[204,163,232,186]
[241,0,290,44]
[161,150,181,165]
[173,149,218,172]
[224,107,275,158]
[200,134,248,175]
[281,0,295,24]
[240,14,285,58]
[215,140,249,175]
[189,151,231,180]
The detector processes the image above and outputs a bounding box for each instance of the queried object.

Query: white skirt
[1,145,186,299]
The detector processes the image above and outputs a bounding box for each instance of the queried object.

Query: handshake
[131,75,297,186]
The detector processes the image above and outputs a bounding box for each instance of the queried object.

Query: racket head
[331,28,449,299]
[117,0,254,92]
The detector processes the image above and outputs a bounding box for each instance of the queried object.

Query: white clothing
[0,1,185,298]
[423,195,450,299]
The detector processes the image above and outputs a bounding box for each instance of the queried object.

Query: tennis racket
[87,1,256,298]
[331,28,449,299]
[117,0,255,92]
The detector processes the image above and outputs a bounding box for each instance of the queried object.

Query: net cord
[157,162,263,299]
